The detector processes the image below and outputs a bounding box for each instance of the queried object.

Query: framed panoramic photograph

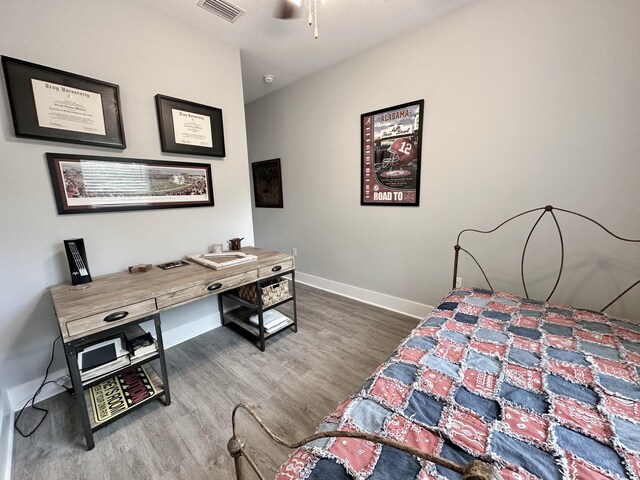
[361,99,424,206]
[1,56,126,149]
[46,153,214,214]
[155,94,226,157]
[252,159,283,208]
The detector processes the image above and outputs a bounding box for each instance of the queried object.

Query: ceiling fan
[275,0,326,38]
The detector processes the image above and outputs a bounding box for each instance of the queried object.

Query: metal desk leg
[218,293,226,326]
[154,314,171,406]
[256,280,266,352]
[64,342,94,450]
[292,271,298,333]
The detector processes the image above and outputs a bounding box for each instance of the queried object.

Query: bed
[227,206,640,480]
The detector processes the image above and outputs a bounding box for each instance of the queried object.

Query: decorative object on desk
[209,243,224,254]
[361,99,424,206]
[63,238,92,286]
[229,237,244,250]
[88,365,156,424]
[187,251,257,270]
[128,263,153,273]
[157,260,189,270]
[252,159,283,208]
[237,277,290,307]
[46,153,214,214]
[1,56,126,149]
[155,94,226,157]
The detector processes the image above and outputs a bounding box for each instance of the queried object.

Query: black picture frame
[1,56,126,149]
[155,94,226,157]
[361,99,424,206]
[252,159,283,208]
[46,152,214,215]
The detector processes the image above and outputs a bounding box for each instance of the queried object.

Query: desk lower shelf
[223,306,295,339]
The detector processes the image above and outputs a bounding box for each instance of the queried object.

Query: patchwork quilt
[276,288,640,480]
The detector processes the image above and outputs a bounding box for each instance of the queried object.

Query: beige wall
[0,0,254,392]
[246,0,640,318]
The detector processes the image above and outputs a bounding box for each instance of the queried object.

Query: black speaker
[63,238,92,285]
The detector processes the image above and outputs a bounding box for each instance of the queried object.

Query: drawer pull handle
[104,311,128,322]
[207,282,223,291]
[272,265,282,272]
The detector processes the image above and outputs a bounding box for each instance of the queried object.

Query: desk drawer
[258,260,294,278]
[156,270,257,309]
[66,299,157,338]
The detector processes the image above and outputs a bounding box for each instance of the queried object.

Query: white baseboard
[1,390,14,480]
[295,272,433,319]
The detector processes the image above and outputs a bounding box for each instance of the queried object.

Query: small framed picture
[252,159,283,208]
[1,56,126,149]
[155,94,225,157]
[46,152,214,214]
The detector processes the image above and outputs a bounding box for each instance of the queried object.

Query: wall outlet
[292,247,297,256]
[55,375,72,390]
[456,277,463,288]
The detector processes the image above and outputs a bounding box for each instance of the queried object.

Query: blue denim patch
[454,387,500,421]
[599,374,640,401]
[546,347,589,366]
[404,390,444,426]
[369,445,421,480]
[555,425,627,477]
[476,328,509,343]
[622,339,640,354]
[541,323,572,337]
[482,310,512,322]
[547,307,572,317]
[507,325,541,340]
[522,298,544,306]
[613,416,640,452]
[423,316,447,327]
[499,382,548,414]
[474,288,494,295]
[438,302,458,311]
[406,336,437,351]
[465,297,488,308]
[581,341,619,360]
[547,374,598,405]
[494,298,518,307]
[612,319,640,333]
[451,290,470,297]
[362,377,374,393]
[382,362,418,385]
[308,421,339,449]
[467,350,502,374]
[436,440,476,480]
[454,312,478,324]
[491,431,561,480]
[581,321,612,334]
[421,355,460,379]
[520,309,542,318]
[440,330,470,344]
[508,347,540,367]
[307,458,350,480]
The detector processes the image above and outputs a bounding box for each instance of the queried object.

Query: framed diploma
[1,56,126,149]
[155,94,226,157]
[361,99,424,206]
[46,153,214,214]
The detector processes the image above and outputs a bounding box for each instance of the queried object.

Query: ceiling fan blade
[275,0,297,19]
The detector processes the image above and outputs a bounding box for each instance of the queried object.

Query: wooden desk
[49,247,296,449]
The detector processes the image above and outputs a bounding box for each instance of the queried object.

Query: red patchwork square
[477,318,505,331]
[435,338,466,363]
[622,452,640,479]
[417,469,438,480]
[566,452,616,480]
[553,397,611,442]
[487,301,517,314]
[544,314,576,327]
[369,377,410,408]
[602,392,640,421]
[328,430,378,475]
[470,292,492,300]
[512,316,539,329]
[277,449,316,480]
[445,295,466,303]
[574,329,617,347]
[592,357,635,380]
[384,413,441,455]
[396,347,425,365]
[458,303,482,317]
[470,339,507,358]
[444,320,474,334]
[446,408,489,454]
[627,351,640,366]
[573,310,607,323]
[416,327,440,338]
[512,336,541,354]
[418,369,453,398]
[546,360,594,385]
[546,334,577,350]
[329,398,354,422]
[496,292,520,301]
[500,465,539,480]
[434,309,454,318]
[502,404,548,444]
[504,363,543,392]
[463,368,497,397]
[616,327,640,343]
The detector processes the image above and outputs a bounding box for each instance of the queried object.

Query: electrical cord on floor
[14,334,61,438]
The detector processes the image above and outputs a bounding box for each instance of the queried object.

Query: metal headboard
[452,205,640,311]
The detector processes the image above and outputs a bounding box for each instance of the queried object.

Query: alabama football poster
[360,99,424,206]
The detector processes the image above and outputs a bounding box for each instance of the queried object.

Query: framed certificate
[1,56,126,149]
[155,94,226,157]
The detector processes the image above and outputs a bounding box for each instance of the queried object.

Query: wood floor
[12,284,419,480]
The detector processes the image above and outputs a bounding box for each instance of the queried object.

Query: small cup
[211,243,223,253]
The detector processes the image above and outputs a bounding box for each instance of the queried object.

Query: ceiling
[134,0,475,103]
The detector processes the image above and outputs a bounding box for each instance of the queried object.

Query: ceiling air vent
[197,0,245,23]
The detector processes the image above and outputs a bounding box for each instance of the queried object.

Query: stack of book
[79,338,130,382]
[248,309,290,333]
